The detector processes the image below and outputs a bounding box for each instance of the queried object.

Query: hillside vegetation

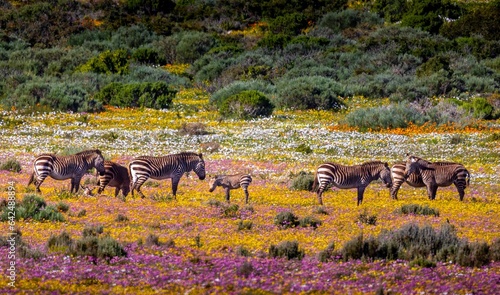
[0,0,499,130]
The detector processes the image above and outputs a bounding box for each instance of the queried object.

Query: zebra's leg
[132,176,148,199]
[426,184,438,200]
[454,182,466,201]
[225,187,231,203]
[97,178,107,194]
[316,190,324,206]
[71,176,83,194]
[390,181,404,200]
[243,187,249,204]
[114,187,120,198]
[357,186,366,206]
[171,178,180,198]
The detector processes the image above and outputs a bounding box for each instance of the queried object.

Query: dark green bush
[289,171,314,191]
[400,0,462,34]
[82,225,104,238]
[132,47,166,65]
[95,81,176,109]
[269,240,304,260]
[48,231,73,252]
[269,13,308,35]
[318,9,383,33]
[357,210,377,225]
[220,204,240,218]
[0,158,22,172]
[237,220,253,231]
[275,76,347,110]
[219,90,274,119]
[397,204,440,217]
[274,211,299,229]
[56,202,70,213]
[416,55,451,78]
[257,34,292,49]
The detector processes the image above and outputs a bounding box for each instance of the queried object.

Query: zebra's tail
[27,172,35,186]
[311,171,319,192]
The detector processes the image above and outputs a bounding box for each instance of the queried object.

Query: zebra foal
[27,149,105,194]
[312,161,392,206]
[97,161,130,198]
[208,173,252,204]
[129,152,206,198]
[404,155,470,201]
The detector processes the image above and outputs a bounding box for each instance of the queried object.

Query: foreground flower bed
[0,93,499,293]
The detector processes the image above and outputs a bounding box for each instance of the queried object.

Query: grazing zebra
[312,161,392,206]
[208,173,253,204]
[27,149,105,194]
[129,152,206,198]
[97,161,130,198]
[390,161,464,200]
[404,155,470,201]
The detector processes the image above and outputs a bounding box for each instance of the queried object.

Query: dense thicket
[0,0,499,122]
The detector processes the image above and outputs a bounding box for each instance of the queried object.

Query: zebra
[27,149,105,194]
[208,173,253,204]
[312,161,392,206]
[404,155,470,201]
[390,161,464,200]
[128,152,206,198]
[96,160,130,198]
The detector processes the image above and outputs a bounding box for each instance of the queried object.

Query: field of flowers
[0,89,499,294]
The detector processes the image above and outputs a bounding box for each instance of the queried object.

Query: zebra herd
[27,149,470,205]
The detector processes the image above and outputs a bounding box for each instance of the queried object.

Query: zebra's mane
[176,152,203,159]
[361,161,388,167]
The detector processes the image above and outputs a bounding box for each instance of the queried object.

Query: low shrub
[76,49,129,75]
[0,195,65,222]
[340,222,498,267]
[397,204,440,217]
[274,211,299,229]
[219,90,274,119]
[313,206,329,215]
[236,246,251,257]
[357,210,377,225]
[220,204,240,218]
[275,76,347,110]
[145,234,161,246]
[95,81,176,109]
[115,214,129,222]
[0,158,22,172]
[178,122,209,136]
[299,216,322,229]
[269,240,304,260]
[289,171,314,191]
[236,261,254,278]
[344,103,429,130]
[237,220,253,231]
[210,80,276,106]
[318,241,336,263]
[56,202,70,213]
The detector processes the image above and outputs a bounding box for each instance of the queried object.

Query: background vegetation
[0,0,499,127]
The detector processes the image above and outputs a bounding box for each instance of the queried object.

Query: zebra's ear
[199,153,203,159]
[411,156,417,163]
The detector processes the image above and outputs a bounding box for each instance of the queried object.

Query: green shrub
[257,33,292,49]
[397,204,440,217]
[344,103,429,130]
[219,90,274,119]
[275,76,347,110]
[236,246,251,257]
[77,50,130,75]
[318,9,383,33]
[269,240,304,260]
[220,204,240,218]
[357,210,377,225]
[145,234,161,246]
[299,216,322,229]
[274,211,299,229]
[269,13,308,35]
[95,81,176,109]
[172,31,216,64]
[1,195,65,222]
[416,55,451,78]
[289,171,314,191]
[318,241,336,263]
[56,202,70,213]
[132,47,166,65]
[0,158,22,172]
[237,220,253,231]
[461,97,495,120]
[210,80,276,106]
[33,205,64,222]
[82,225,104,237]
[48,231,73,252]
[115,214,129,222]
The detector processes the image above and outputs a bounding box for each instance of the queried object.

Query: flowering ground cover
[0,89,499,294]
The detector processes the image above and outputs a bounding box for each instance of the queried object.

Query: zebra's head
[193,153,206,180]
[404,155,431,178]
[92,151,106,176]
[379,162,393,188]
[208,175,222,192]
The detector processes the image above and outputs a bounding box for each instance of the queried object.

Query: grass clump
[357,210,377,225]
[220,204,239,218]
[289,171,314,191]
[318,241,336,263]
[0,158,22,172]
[397,204,440,217]
[47,226,126,261]
[0,195,64,222]
[178,122,209,136]
[274,211,299,229]
[299,216,322,229]
[340,222,498,267]
[269,240,304,260]
[115,214,129,222]
[237,220,253,231]
[56,202,70,213]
